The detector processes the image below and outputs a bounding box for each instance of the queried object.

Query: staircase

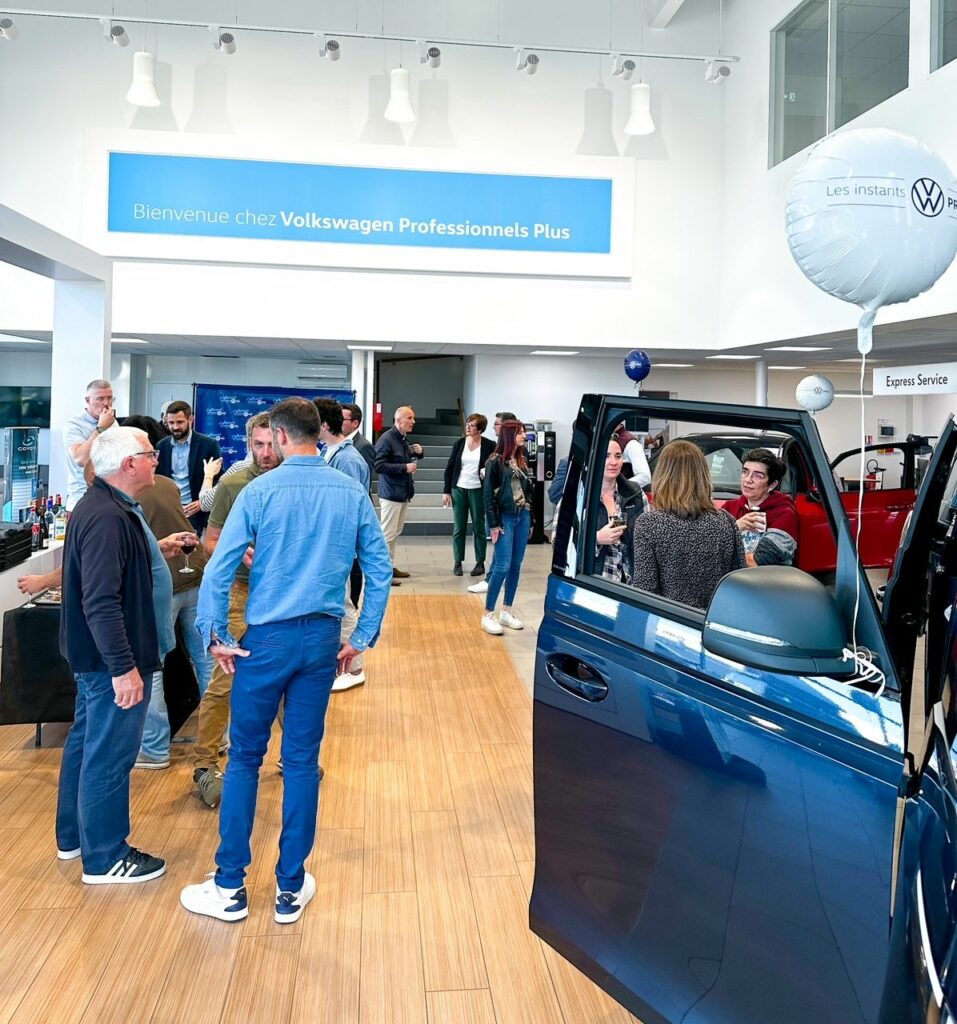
[372,408,463,536]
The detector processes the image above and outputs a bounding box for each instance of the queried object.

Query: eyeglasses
[130,450,160,462]
[740,468,767,481]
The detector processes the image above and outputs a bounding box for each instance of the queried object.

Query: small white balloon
[786,129,957,354]
[795,374,835,414]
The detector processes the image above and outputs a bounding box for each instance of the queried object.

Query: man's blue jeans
[215,615,339,893]
[485,509,531,611]
[55,669,152,874]
[141,586,213,759]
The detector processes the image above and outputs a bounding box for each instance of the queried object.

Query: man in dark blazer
[374,406,423,582]
[341,403,376,481]
[157,400,222,534]
[342,402,377,605]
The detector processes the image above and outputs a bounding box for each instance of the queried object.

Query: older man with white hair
[374,405,423,583]
[56,427,193,885]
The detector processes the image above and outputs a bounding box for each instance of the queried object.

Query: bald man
[373,406,423,583]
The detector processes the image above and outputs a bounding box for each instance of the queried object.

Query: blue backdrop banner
[108,152,613,254]
[193,383,355,470]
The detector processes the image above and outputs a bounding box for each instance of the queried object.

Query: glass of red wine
[179,533,199,574]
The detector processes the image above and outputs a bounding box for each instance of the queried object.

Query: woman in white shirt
[442,414,497,576]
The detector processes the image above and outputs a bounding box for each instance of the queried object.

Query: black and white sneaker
[81,847,166,885]
[274,872,316,924]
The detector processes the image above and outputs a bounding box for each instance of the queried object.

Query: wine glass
[179,534,199,574]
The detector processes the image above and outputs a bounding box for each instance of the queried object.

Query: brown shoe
[392,568,410,579]
[391,579,401,587]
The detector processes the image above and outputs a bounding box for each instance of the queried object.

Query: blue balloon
[624,349,652,384]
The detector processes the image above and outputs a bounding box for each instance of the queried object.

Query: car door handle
[545,655,609,702]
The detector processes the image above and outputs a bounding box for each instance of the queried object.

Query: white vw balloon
[785,128,957,353]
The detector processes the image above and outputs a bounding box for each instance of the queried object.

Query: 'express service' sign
[107,152,613,255]
[873,361,957,396]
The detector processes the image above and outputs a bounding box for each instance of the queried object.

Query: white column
[351,349,366,416]
[50,279,111,499]
[364,351,376,426]
[754,358,768,407]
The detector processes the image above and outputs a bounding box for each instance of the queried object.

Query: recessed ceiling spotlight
[212,28,237,55]
[766,345,832,352]
[0,15,19,40]
[515,48,540,75]
[317,33,340,61]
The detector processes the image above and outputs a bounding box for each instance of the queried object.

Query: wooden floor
[0,594,639,1024]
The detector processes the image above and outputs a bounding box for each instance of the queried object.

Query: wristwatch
[95,425,106,434]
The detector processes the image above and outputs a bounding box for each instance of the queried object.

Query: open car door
[531,396,907,1024]
[878,415,957,1024]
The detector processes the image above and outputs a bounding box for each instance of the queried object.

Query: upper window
[933,0,957,70]
[771,0,910,166]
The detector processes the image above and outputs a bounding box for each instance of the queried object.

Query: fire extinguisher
[372,402,383,435]
[864,458,879,491]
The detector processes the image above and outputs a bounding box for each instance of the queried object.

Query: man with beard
[156,400,222,534]
[191,413,278,808]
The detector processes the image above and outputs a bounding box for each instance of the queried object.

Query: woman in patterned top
[595,437,647,582]
[631,439,746,610]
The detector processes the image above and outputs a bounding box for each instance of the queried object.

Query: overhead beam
[651,0,689,30]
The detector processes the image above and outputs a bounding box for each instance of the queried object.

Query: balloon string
[851,346,868,660]
[857,308,877,355]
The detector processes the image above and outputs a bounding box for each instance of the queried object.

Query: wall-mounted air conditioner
[296,362,349,380]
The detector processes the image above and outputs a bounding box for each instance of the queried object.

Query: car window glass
[831,447,908,491]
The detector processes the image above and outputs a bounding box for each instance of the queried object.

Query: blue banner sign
[194,383,354,470]
[108,152,612,254]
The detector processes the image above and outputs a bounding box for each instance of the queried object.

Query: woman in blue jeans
[481,420,534,636]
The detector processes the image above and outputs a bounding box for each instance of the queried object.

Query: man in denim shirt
[183,398,392,925]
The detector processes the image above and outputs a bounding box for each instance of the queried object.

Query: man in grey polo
[63,378,116,511]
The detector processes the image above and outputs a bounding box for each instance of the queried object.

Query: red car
[648,432,928,576]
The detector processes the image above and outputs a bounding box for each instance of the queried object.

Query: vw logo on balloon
[911,178,944,217]
[624,349,652,389]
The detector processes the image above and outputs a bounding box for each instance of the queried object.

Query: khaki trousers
[194,579,249,772]
[378,498,409,561]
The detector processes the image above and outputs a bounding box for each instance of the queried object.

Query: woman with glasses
[631,440,745,610]
[723,448,799,567]
[442,414,496,577]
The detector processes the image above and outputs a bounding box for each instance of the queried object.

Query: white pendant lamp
[624,81,655,136]
[384,66,415,124]
[126,50,161,107]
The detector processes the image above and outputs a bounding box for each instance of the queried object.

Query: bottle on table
[31,523,41,552]
[54,504,67,541]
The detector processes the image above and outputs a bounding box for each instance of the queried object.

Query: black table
[1,604,200,745]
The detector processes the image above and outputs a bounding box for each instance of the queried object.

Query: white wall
[719,0,957,348]
[0,0,726,352]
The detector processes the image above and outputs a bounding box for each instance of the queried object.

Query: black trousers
[349,559,363,607]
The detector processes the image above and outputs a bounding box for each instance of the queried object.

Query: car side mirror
[703,567,853,676]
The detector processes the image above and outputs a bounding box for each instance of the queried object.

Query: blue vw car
[531,395,957,1024]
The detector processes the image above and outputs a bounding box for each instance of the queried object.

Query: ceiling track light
[515,47,540,75]
[100,18,129,47]
[611,54,636,80]
[704,59,731,84]
[317,33,340,60]
[419,40,441,68]
[211,26,237,55]
[0,15,18,40]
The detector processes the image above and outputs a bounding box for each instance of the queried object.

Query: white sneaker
[275,872,316,924]
[481,613,504,636]
[331,668,366,692]
[468,580,489,594]
[181,874,249,922]
[499,610,524,630]
[57,847,81,861]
